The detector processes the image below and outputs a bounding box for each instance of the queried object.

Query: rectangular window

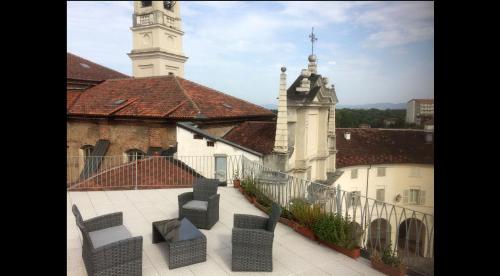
[207,141,215,147]
[409,189,420,204]
[377,167,386,177]
[351,169,358,179]
[347,191,361,208]
[376,188,385,202]
[193,134,203,139]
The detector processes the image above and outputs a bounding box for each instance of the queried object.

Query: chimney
[296,69,311,93]
[308,54,317,74]
[273,66,288,153]
[344,132,351,140]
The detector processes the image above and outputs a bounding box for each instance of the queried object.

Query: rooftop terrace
[68,187,387,276]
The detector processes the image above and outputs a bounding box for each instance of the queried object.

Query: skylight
[80,63,90,69]
[114,99,126,105]
[222,103,233,109]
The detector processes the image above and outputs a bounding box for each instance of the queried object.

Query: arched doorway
[398,218,426,257]
[367,218,391,252]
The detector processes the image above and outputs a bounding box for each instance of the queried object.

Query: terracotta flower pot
[238,186,243,193]
[233,179,241,188]
[294,225,316,241]
[371,258,407,276]
[319,240,360,259]
[254,201,269,213]
[279,217,299,230]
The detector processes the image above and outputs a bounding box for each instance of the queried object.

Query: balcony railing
[66,154,433,275]
[133,11,179,29]
[241,156,434,276]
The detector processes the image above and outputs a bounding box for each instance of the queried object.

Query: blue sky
[67,1,434,106]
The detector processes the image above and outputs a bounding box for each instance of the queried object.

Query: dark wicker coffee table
[152,218,207,269]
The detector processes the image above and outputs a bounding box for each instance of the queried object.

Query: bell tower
[128,1,188,78]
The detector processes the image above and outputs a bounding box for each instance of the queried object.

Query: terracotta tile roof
[67,90,83,110]
[68,75,275,120]
[223,121,276,155]
[67,52,129,81]
[336,128,434,168]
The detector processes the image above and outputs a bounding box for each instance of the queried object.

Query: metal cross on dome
[309,27,318,55]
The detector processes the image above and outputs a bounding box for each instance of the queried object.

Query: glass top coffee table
[152,218,207,269]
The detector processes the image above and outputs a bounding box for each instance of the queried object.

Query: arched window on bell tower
[163,1,175,11]
[141,1,152,7]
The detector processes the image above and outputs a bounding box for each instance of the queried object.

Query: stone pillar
[273,67,288,153]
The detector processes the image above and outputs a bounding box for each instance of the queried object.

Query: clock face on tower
[163,1,175,11]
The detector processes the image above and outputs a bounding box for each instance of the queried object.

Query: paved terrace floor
[67,187,387,276]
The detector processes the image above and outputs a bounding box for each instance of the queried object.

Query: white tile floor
[67,188,386,276]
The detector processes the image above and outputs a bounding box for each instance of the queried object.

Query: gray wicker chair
[178,178,220,229]
[72,205,143,276]
[231,203,282,272]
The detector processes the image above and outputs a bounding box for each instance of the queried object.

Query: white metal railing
[67,155,244,191]
[241,156,434,276]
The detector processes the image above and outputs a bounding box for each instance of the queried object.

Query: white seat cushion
[89,225,132,248]
[183,200,208,211]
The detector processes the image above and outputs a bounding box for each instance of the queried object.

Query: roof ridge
[67,52,129,78]
[176,76,273,113]
[172,76,201,114]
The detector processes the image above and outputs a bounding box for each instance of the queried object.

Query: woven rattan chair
[231,203,282,272]
[72,205,143,276]
[178,178,220,229]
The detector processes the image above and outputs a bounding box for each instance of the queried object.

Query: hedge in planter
[312,213,364,258]
[371,243,406,276]
[289,198,323,240]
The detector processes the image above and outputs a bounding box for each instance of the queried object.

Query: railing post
[135,157,138,190]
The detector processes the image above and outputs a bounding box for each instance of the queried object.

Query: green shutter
[403,190,408,204]
[419,190,426,205]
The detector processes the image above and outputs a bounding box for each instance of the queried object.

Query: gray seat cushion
[182,200,208,211]
[89,225,132,248]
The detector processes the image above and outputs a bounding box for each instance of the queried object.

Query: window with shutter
[403,190,409,204]
[377,167,386,177]
[419,190,426,205]
[347,191,361,208]
[351,169,358,179]
[376,189,385,202]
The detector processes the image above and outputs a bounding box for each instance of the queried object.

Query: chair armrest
[84,212,123,232]
[91,236,143,270]
[234,214,268,229]
[207,194,220,210]
[232,228,274,246]
[178,192,194,207]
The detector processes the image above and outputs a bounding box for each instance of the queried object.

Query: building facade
[406,99,434,125]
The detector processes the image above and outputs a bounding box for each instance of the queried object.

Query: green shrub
[241,177,257,197]
[289,198,323,228]
[372,243,403,268]
[312,213,363,250]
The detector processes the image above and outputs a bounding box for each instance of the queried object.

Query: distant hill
[261,103,278,110]
[261,102,406,110]
[337,103,406,110]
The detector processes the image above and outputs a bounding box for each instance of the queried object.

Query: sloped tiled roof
[223,121,276,155]
[336,128,434,168]
[67,52,129,81]
[67,90,83,109]
[68,75,275,120]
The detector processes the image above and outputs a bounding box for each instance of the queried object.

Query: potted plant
[241,177,257,203]
[312,213,363,259]
[254,190,272,214]
[232,168,241,189]
[289,198,322,241]
[371,243,407,276]
[279,208,299,229]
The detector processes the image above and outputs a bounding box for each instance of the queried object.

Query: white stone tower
[273,67,288,153]
[128,1,188,78]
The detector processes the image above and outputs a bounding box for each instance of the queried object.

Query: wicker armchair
[72,205,143,276]
[231,203,282,272]
[178,178,220,229]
